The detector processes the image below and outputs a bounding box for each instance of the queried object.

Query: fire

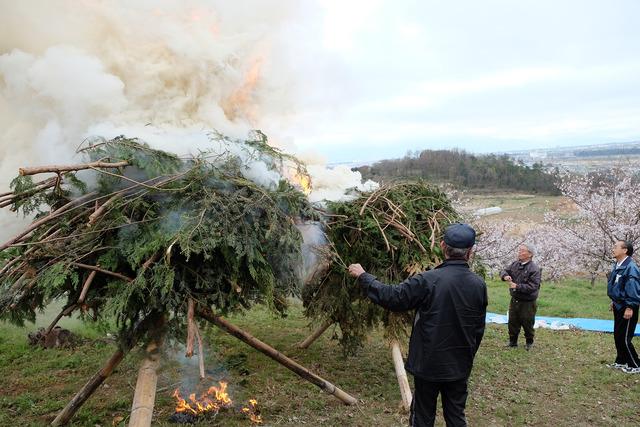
[173,381,232,415]
[222,57,264,122]
[172,381,262,424]
[241,399,263,424]
[294,172,312,195]
[286,166,312,195]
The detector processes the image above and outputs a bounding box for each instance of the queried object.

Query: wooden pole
[19,161,129,176]
[194,325,206,380]
[51,348,126,426]
[51,315,156,426]
[128,341,161,427]
[0,192,97,252]
[185,299,196,357]
[78,271,97,304]
[87,194,122,227]
[297,320,332,349]
[186,299,206,379]
[0,178,57,207]
[70,263,134,282]
[44,304,78,336]
[197,307,358,405]
[390,340,412,412]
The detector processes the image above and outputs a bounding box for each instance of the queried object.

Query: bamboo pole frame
[128,341,162,427]
[297,320,332,349]
[51,348,128,426]
[390,340,412,411]
[19,161,130,176]
[50,315,157,426]
[197,307,358,405]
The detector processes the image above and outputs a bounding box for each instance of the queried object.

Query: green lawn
[1,279,638,426]
[487,277,612,319]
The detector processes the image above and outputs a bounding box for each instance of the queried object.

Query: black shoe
[506,341,518,348]
[525,342,534,351]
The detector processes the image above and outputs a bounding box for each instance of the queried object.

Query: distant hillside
[356,149,559,194]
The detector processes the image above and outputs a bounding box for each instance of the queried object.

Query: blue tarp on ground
[486,312,640,336]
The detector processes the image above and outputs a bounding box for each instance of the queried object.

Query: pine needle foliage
[302,181,458,355]
[0,133,313,345]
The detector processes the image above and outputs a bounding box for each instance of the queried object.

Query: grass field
[1,279,639,426]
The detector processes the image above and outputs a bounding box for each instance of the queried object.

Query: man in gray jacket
[501,244,541,350]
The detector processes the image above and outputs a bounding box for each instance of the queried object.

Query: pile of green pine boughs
[0,132,313,345]
[302,181,458,355]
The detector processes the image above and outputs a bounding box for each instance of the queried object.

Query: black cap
[443,223,476,248]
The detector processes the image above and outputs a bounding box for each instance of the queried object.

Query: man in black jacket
[348,223,487,427]
[500,244,541,350]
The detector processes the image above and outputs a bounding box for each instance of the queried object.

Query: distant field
[460,192,571,225]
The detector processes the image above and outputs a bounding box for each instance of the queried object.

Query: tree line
[356,149,559,194]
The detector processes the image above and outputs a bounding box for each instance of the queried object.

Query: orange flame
[293,172,312,195]
[173,381,232,415]
[222,58,264,122]
[173,381,262,424]
[241,399,263,424]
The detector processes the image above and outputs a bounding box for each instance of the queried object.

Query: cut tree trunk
[297,320,332,349]
[197,307,357,405]
[390,340,412,412]
[128,341,162,427]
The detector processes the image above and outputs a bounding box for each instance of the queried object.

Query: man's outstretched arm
[348,263,430,312]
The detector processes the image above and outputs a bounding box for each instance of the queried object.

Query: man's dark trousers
[508,298,537,345]
[613,306,640,367]
[410,377,468,427]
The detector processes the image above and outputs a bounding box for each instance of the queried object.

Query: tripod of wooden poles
[50,310,357,427]
[297,322,413,412]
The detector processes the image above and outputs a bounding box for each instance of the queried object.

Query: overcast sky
[284,0,640,163]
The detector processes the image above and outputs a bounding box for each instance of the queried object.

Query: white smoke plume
[0,0,375,238]
[305,163,378,203]
[0,0,297,170]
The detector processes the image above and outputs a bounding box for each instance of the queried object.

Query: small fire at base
[170,381,262,424]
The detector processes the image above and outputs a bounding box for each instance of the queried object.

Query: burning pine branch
[0,133,313,338]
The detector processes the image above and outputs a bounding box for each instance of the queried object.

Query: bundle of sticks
[300,181,459,410]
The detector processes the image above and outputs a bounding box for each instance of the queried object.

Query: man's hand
[624,307,634,320]
[509,281,517,290]
[348,263,365,278]
[609,302,614,312]
[503,275,512,282]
